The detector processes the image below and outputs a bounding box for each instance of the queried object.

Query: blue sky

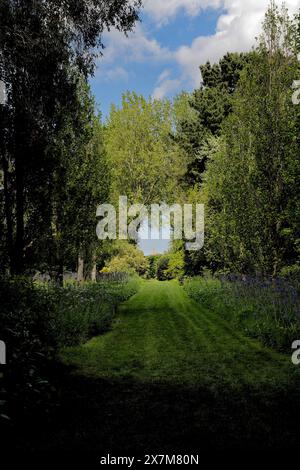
[90,0,299,120]
[90,6,221,119]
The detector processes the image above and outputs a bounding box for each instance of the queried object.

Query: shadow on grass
[4,361,300,459]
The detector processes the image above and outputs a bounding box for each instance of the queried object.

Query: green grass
[10,279,300,453]
[61,280,299,390]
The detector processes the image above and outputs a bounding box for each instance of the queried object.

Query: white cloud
[174,0,300,86]
[153,75,181,99]
[96,0,300,101]
[103,66,129,81]
[100,24,172,64]
[157,69,172,83]
[95,23,173,84]
[143,0,222,25]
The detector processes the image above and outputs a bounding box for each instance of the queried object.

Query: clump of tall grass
[184,274,300,352]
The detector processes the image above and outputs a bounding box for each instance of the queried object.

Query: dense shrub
[0,275,140,423]
[279,264,300,287]
[147,255,161,279]
[101,241,149,276]
[184,275,300,353]
[155,254,184,281]
[47,277,141,347]
[156,256,171,281]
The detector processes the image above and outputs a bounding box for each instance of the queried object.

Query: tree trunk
[14,147,25,274]
[77,254,84,283]
[91,257,97,282]
[2,155,13,274]
[55,259,64,287]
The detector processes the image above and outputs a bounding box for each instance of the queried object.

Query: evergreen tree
[176,53,250,186]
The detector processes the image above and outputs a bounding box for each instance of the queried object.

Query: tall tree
[176,53,250,187]
[0,0,141,274]
[105,92,187,207]
[45,80,109,284]
[202,3,299,275]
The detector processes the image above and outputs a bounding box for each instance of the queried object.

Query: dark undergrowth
[0,275,141,430]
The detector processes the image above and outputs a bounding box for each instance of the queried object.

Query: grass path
[62,280,298,390]
[14,280,300,453]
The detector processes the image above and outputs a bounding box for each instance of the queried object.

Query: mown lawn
[10,280,300,455]
[61,280,298,390]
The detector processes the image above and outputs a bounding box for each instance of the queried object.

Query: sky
[90,0,300,254]
[90,0,300,119]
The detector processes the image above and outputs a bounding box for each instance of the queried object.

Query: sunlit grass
[61,280,300,391]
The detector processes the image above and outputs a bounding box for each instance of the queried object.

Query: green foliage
[102,241,149,276]
[146,255,161,279]
[201,52,249,93]
[155,246,185,281]
[156,255,171,281]
[43,80,110,283]
[0,0,141,275]
[175,53,250,187]
[105,92,187,206]
[0,276,141,350]
[201,4,300,275]
[0,275,140,422]
[173,53,251,276]
[49,277,141,346]
[279,264,300,286]
[165,250,185,280]
[184,275,300,352]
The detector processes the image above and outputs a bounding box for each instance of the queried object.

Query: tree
[156,255,171,281]
[202,3,300,275]
[102,241,149,276]
[147,254,161,279]
[0,0,141,275]
[45,80,110,284]
[165,241,185,280]
[175,53,250,186]
[105,92,187,207]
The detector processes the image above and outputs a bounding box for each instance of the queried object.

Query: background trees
[0,1,299,281]
[102,241,149,276]
[100,3,300,280]
[105,92,187,207]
